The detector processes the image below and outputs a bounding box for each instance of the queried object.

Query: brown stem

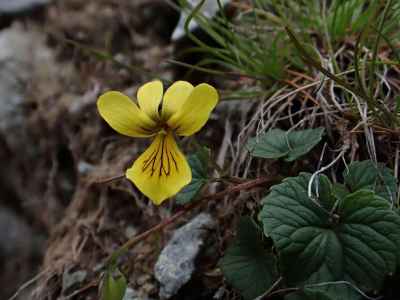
[92,174,125,184]
[106,176,280,266]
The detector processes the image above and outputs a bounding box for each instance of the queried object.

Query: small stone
[78,160,95,175]
[124,225,138,239]
[123,288,138,300]
[62,269,87,294]
[123,287,153,300]
[154,213,216,299]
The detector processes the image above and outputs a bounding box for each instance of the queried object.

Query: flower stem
[105,175,281,267]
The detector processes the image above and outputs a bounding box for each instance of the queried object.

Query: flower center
[157,122,171,135]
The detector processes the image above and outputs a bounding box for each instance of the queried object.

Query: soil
[0,1,248,299]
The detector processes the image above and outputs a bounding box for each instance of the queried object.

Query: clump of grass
[175,0,291,84]
[168,0,400,184]
[176,0,400,128]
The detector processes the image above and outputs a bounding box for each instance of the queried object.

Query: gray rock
[0,206,44,300]
[123,288,153,300]
[62,269,87,294]
[0,24,61,151]
[172,0,230,41]
[0,0,50,14]
[0,25,30,138]
[0,207,37,257]
[124,225,138,239]
[154,213,215,299]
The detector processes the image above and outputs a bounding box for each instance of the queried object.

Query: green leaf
[100,269,127,300]
[246,128,324,162]
[176,147,210,205]
[331,183,349,202]
[259,173,400,295]
[220,217,278,300]
[343,160,397,202]
[314,174,337,212]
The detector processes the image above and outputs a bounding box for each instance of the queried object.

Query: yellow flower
[97,80,219,205]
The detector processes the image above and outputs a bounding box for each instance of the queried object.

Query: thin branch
[92,174,125,184]
[105,176,280,266]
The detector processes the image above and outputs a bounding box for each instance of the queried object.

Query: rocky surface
[0,206,44,299]
[0,22,75,299]
[0,1,223,299]
[154,213,216,299]
[0,21,76,225]
[0,0,50,14]
[0,24,32,148]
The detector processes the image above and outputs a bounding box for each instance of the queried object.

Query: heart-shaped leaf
[220,217,278,300]
[259,173,400,297]
[246,128,324,162]
[343,160,397,202]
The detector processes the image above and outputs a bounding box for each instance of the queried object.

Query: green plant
[220,128,400,300]
[95,2,400,299]
[176,0,292,83]
[176,0,400,127]
[176,146,211,204]
[246,128,325,161]
[100,268,127,300]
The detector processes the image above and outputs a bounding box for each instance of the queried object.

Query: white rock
[154,213,216,299]
[172,0,230,41]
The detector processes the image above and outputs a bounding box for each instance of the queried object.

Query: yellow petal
[167,83,218,136]
[137,80,163,121]
[97,91,157,137]
[126,132,191,205]
[161,81,194,120]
